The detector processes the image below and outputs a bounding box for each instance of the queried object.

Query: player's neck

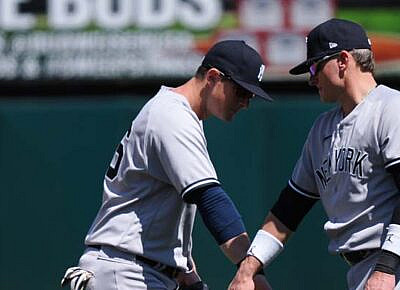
[340,73,377,117]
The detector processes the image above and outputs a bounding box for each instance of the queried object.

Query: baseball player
[61,40,273,290]
[229,19,400,290]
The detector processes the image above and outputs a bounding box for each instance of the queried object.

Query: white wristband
[247,230,284,267]
[382,224,400,256]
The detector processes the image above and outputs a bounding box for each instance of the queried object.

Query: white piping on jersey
[181,178,220,197]
[385,158,400,169]
[288,179,320,200]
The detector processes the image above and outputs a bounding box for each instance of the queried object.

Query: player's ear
[338,51,350,71]
[206,68,221,84]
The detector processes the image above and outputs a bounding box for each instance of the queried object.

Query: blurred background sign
[0,0,332,82]
[0,0,400,86]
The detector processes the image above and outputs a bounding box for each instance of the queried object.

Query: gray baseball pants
[72,246,178,290]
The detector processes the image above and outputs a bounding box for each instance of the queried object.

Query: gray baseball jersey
[289,85,400,253]
[85,86,220,270]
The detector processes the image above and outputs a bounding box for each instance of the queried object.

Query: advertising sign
[0,0,336,82]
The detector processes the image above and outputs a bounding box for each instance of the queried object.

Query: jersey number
[106,128,131,180]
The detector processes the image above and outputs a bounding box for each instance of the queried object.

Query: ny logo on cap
[258,64,265,81]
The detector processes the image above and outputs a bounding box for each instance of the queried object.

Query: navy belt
[91,245,180,279]
[340,249,378,266]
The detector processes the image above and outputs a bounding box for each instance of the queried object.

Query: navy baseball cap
[289,18,371,75]
[202,40,273,101]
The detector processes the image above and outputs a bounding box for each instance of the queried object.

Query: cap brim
[289,52,340,75]
[232,78,273,101]
[289,56,321,75]
[289,60,310,75]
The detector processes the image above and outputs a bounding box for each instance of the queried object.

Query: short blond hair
[350,49,375,73]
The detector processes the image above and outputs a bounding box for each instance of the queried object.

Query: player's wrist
[236,256,265,276]
[382,224,400,256]
[374,250,400,275]
[376,224,400,274]
[236,255,263,278]
[247,230,283,267]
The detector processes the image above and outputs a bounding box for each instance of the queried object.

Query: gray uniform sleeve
[290,126,320,199]
[378,95,400,169]
[148,104,219,196]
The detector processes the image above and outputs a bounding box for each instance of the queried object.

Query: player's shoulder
[146,86,200,130]
[365,85,400,117]
[369,85,400,104]
[152,86,196,116]
[375,84,400,96]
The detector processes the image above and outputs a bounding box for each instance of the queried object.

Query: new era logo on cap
[202,40,272,101]
[290,18,372,75]
[329,42,338,49]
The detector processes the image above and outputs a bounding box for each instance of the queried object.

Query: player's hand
[228,273,255,290]
[364,271,395,290]
[228,273,272,290]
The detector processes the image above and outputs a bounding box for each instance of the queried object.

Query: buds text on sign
[0,0,222,31]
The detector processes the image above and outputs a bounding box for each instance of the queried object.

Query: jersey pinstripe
[85,86,220,270]
[290,85,400,253]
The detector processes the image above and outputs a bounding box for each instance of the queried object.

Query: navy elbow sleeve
[271,185,318,231]
[185,185,246,245]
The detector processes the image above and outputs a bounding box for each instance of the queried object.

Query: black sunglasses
[309,52,341,76]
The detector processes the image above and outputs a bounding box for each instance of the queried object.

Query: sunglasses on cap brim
[309,52,341,77]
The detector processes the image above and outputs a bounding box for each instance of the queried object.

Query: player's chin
[320,93,336,103]
[218,109,239,122]
[224,111,237,122]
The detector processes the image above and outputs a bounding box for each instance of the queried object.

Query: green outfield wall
[0,94,348,290]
